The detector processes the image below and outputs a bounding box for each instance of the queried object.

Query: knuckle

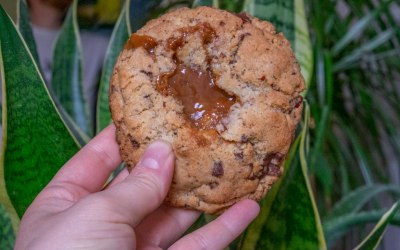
[131,172,164,205]
[85,142,115,169]
[190,232,209,250]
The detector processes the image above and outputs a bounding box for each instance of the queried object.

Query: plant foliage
[0,0,399,249]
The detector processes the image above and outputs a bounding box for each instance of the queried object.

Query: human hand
[15,125,260,250]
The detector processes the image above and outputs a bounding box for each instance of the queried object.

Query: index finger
[49,124,122,195]
[169,199,260,250]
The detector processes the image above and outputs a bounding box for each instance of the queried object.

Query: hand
[15,125,260,250]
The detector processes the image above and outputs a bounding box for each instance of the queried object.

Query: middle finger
[136,205,201,248]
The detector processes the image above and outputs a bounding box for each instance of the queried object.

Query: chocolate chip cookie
[110,6,304,214]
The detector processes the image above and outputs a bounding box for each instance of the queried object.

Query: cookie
[110,6,304,214]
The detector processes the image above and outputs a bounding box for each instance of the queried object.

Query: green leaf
[327,184,400,220]
[192,0,219,8]
[96,0,132,133]
[244,0,295,43]
[0,203,15,250]
[324,208,400,247]
[130,0,163,32]
[0,5,80,217]
[192,0,212,7]
[241,103,327,250]
[293,0,313,91]
[243,0,313,92]
[51,0,91,137]
[16,0,40,66]
[340,123,374,185]
[334,28,396,71]
[331,0,394,55]
[354,202,400,250]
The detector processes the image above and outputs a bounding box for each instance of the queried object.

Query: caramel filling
[158,23,236,130]
[125,34,158,54]
[158,64,236,130]
[126,23,236,130]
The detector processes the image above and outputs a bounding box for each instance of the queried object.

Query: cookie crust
[110,6,304,214]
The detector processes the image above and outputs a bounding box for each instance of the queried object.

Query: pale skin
[15,125,260,249]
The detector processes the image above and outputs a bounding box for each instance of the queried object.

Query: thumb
[98,140,175,227]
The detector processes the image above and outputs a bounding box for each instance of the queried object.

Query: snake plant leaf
[355,201,400,250]
[0,203,14,250]
[96,0,131,133]
[18,0,89,146]
[129,0,163,32]
[16,0,40,67]
[243,0,312,92]
[327,184,400,220]
[293,0,312,90]
[51,0,91,137]
[334,28,396,71]
[331,0,395,56]
[241,104,327,250]
[192,0,212,7]
[192,0,219,8]
[0,5,80,217]
[324,207,400,247]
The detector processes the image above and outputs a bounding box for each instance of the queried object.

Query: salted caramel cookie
[110,6,304,214]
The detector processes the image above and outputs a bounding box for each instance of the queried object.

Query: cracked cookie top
[110,6,304,214]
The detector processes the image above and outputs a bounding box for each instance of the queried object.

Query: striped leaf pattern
[243,0,312,90]
[0,5,80,218]
[96,0,132,133]
[51,0,91,137]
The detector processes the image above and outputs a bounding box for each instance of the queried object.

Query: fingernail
[138,141,172,169]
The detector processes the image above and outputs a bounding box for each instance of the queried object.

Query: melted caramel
[156,23,236,130]
[167,23,216,51]
[125,34,158,54]
[160,64,236,130]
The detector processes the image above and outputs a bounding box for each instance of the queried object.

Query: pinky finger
[169,199,260,250]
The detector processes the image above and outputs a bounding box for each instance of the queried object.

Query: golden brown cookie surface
[110,6,304,214]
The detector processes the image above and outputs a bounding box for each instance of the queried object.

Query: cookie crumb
[208,182,219,189]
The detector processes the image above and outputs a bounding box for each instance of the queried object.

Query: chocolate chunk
[140,70,153,78]
[267,164,281,176]
[249,153,284,180]
[236,12,251,23]
[262,153,284,177]
[241,134,249,143]
[290,96,303,109]
[111,84,119,93]
[239,33,251,42]
[212,161,224,177]
[128,135,140,149]
[234,151,244,160]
